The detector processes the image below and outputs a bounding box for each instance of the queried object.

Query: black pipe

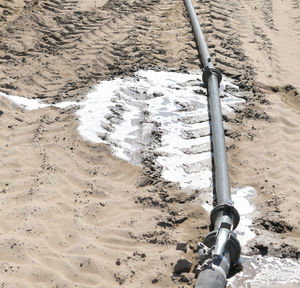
[207,74,231,205]
[184,0,230,204]
[183,0,241,287]
[195,252,230,288]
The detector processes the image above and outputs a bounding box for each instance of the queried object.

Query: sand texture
[0,0,299,287]
[0,0,200,101]
[0,96,210,287]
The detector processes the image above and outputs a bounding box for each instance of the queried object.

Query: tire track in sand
[0,0,199,102]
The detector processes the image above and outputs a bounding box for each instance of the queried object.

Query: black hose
[195,252,231,288]
[183,0,241,287]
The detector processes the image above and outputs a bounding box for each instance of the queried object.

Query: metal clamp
[200,200,241,263]
[202,230,241,265]
[210,201,240,230]
[196,242,214,276]
[202,66,222,86]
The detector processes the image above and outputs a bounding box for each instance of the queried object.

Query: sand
[0,95,211,287]
[0,2,208,287]
[0,0,299,287]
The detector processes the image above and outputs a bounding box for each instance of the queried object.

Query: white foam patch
[0,70,245,190]
[0,71,255,245]
[232,186,256,247]
[228,255,300,287]
[0,92,49,110]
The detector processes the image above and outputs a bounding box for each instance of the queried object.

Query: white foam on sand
[0,70,245,190]
[231,186,256,247]
[228,255,300,288]
[0,71,260,248]
[0,92,49,110]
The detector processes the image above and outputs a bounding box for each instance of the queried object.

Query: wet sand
[0,0,299,287]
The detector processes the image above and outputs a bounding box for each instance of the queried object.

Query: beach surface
[0,0,299,287]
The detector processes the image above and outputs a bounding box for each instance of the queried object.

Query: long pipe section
[184,0,230,204]
[183,1,241,287]
[207,75,231,204]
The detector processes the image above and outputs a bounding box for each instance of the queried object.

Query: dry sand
[0,0,299,287]
[0,96,209,287]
